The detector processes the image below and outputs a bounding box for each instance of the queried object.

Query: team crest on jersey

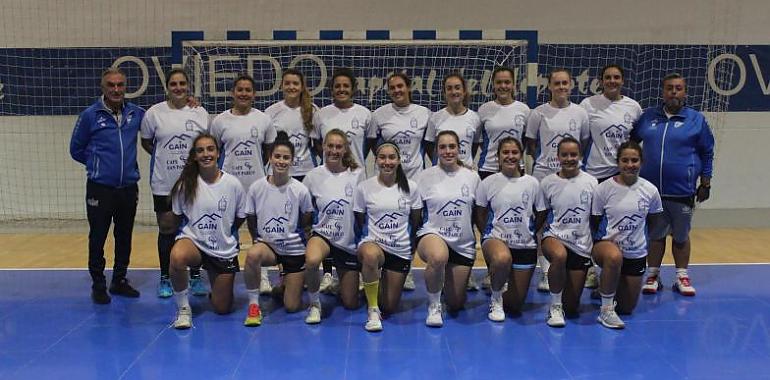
[398,196,409,210]
[206,235,218,249]
[674,121,684,128]
[126,114,133,125]
[185,120,198,132]
[515,115,526,128]
[97,116,107,125]
[284,200,293,214]
[251,126,258,138]
[345,183,354,197]
[218,196,228,212]
[638,199,648,212]
[624,113,633,125]
[410,117,418,129]
[351,118,361,130]
[521,192,530,205]
[569,119,577,132]
[465,127,475,139]
[580,189,590,205]
[461,184,470,197]
[650,120,658,129]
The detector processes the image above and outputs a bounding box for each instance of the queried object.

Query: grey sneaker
[597,303,625,329]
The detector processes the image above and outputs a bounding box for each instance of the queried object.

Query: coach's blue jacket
[70,97,145,188]
[631,105,714,197]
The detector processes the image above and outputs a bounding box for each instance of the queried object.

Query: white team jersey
[140,102,209,195]
[425,108,481,168]
[369,103,431,179]
[210,109,276,190]
[477,100,531,173]
[303,165,365,254]
[265,101,319,177]
[524,103,589,180]
[172,172,246,259]
[540,171,598,257]
[245,177,313,256]
[312,103,372,170]
[475,173,543,249]
[354,177,422,259]
[416,166,481,258]
[592,177,663,259]
[580,95,642,179]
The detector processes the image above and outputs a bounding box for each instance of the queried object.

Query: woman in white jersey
[477,67,531,180]
[168,133,247,329]
[312,67,372,170]
[368,72,431,292]
[474,137,545,322]
[140,68,209,299]
[540,137,598,327]
[302,129,365,324]
[579,64,642,290]
[355,142,422,332]
[416,130,481,327]
[591,141,663,329]
[242,133,314,326]
[424,73,481,168]
[524,68,590,293]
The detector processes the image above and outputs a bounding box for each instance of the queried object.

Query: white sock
[550,291,563,305]
[491,289,503,303]
[600,292,615,309]
[676,268,688,278]
[427,290,442,306]
[308,291,320,305]
[538,255,550,273]
[247,289,260,306]
[648,267,660,277]
[173,288,190,310]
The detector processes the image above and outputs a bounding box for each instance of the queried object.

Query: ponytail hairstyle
[496,136,524,173]
[171,133,220,206]
[324,128,360,170]
[271,130,295,158]
[376,141,410,194]
[435,130,465,168]
[282,68,314,133]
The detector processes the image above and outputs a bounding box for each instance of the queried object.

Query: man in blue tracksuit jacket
[70,68,146,304]
[631,73,714,297]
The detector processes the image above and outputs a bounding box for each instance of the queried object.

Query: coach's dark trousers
[85,180,138,289]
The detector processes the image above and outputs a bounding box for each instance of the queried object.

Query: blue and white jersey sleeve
[475,173,542,249]
[171,172,245,259]
[312,103,371,169]
[245,178,313,256]
[265,101,318,177]
[540,171,598,257]
[525,103,589,180]
[303,166,364,254]
[370,103,431,179]
[141,102,210,195]
[416,166,480,258]
[477,100,530,173]
[353,177,421,259]
[210,108,275,190]
[580,95,642,179]
[592,177,663,258]
[425,108,481,167]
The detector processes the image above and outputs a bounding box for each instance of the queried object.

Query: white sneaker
[673,275,696,296]
[403,271,416,291]
[537,271,550,292]
[426,302,444,327]
[173,306,192,329]
[597,303,625,329]
[642,274,663,294]
[466,275,480,291]
[260,270,273,295]
[481,273,491,290]
[546,303,566,327]
[487,297,505,322]
[319,272,336,294]
[364,307,383,332]
[305,302,322,325]
[584,266,598,289]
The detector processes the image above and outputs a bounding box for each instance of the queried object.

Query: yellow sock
[363,280,379,309]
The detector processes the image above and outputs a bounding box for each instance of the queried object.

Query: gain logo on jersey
[602,124,628,141]
[569,119,577,132]
[230,140,256,157]
[218,196,228,212]
[391,130,416,145]
[492,129,520,143]
[193,213,222,231]
[557,207,586,224]
[263,216,289,234]
[436,199,467,219]
[496,206,525,224]
[546,133,575,149]
[322,199,349,219]
[611,214,643,232]
[163,133,192,152]
[375,212,403,230]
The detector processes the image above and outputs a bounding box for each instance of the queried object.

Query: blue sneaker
[189,276,208,297]
[157,278,173,298]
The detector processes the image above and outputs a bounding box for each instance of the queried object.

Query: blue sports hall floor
[1,265,769,379]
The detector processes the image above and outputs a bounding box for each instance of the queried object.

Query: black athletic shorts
[153,194,172,213]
